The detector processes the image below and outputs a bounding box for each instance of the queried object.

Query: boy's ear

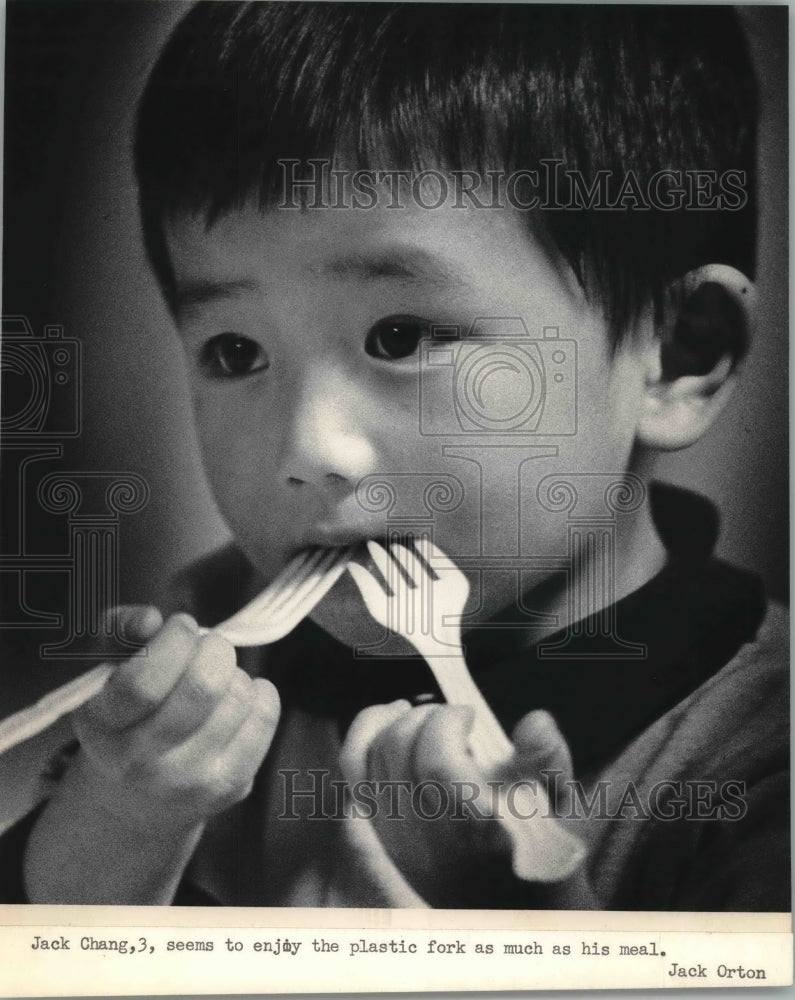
[636,264,755,451]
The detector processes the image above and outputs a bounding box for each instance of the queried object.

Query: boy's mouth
[288,533,449,651]
[284,531,432,631]
[293,530,426,577]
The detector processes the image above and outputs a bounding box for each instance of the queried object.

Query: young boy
[9,3,788,909]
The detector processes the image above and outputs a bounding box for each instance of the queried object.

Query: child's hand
[71,606,280,835]
[340,700,588,908]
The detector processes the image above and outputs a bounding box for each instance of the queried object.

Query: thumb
[510,710,573,781]
[99,604,164,653]
[339,700,412,785]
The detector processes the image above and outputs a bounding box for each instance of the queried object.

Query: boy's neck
[467,498,668,656]
[551,498,667,636]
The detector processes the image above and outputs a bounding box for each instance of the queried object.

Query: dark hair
[135,3,757,339]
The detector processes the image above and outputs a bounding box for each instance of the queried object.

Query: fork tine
[391,542,433,636]
[216,547,353,645]
[401,542,437,635]
[215,547,335,635]
[266,547,332,605]
[388,542,420,588]
[366,541,412,633]
[228,548,323,622]
[271,552,352,629]
[271,549,341,620]
[266,547,339,617]
[365,540,398,592]
[412,531,439,580]
[416,536,457,574]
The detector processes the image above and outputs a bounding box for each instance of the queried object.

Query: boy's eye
[365,316,430,360]
[201,333,269,376]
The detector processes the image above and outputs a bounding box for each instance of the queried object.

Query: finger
[188,678,281,809]
[138,637,242,747]
[510,710,573,780]
[221,683,282,803]
[113,605,164,643]
[412,705,480,786]
[89,605,164,660]
[168,676,280,781]
[339,700,411,784]
[248,676,281,735]
[108,670,247,779]
[371,703,440,784]
[412,705,513,857]
[225,677,281,760]
[83,613,202,732]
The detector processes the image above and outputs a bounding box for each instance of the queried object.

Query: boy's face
[165,199,651,647]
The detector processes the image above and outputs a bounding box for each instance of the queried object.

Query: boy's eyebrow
[174,248,465,317]
[175,278,260,315]
[318,247,462,286]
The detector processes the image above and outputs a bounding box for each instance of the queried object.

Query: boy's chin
[307,573,414,655]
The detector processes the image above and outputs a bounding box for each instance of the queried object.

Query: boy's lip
[298,524,375,549]
[285,529,370,577]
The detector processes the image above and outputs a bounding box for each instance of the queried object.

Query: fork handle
[0,621,224,756]
[424,653,514,765]
[423,652,586,883]
[0,625,229,757]
[0,664,113,757]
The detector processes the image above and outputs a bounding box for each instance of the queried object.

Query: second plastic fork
[351,537,514,760]
[347,537,586,882]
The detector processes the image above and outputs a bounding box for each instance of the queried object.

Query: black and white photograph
[0,1,790,993]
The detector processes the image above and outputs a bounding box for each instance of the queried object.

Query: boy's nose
[278,373,378,500]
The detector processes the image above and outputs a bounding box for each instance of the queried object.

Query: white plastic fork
[196,545,354,646]
[347,536,585,883]
[0,545,354,757]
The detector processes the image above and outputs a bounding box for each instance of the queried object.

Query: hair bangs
[135,3,757,337]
